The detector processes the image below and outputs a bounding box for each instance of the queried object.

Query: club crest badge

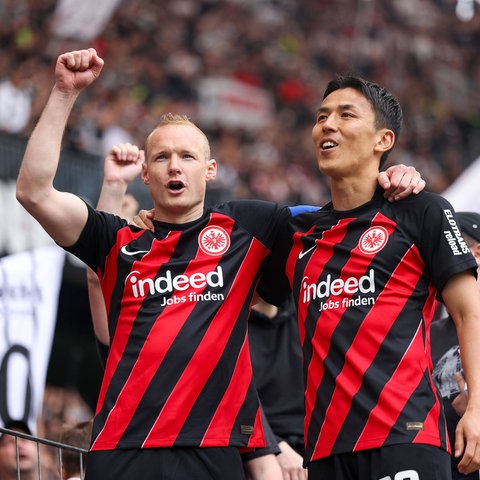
[359,226,388,254]
[199,226,230,256]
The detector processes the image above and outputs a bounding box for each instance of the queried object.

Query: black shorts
[308,444,451,480]
[85,446,245,480]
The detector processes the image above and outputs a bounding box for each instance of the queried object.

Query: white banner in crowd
[0,246,65,434]
[197,77,274,131]
[442,156,480,212]
[0,181,55,255]
[50,0,123,41]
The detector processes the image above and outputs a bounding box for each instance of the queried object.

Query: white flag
[50,0,123,41]
[0,246,65,434]
[197,77,274,131]
[442,156,480,212]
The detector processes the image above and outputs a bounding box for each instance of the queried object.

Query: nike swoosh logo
[120,246,150,257]
[298,245,316,259]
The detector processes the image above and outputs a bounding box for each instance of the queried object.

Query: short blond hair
[145,113,211,161]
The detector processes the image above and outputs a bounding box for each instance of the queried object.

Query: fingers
[454,422,465,459]
[455,415,480,475]
[59,48,103,72]
[131,209,155,231]
[381,165,426,202]
[104,143,143,185]
[55,48,104,93]
[457,439,480,475]
[111,143,145,164]
[277,441,307,480]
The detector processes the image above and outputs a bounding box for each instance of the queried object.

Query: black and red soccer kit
[65,200,292,452]
[259,189,477,466]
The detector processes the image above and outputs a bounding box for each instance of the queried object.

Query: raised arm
[16,48,104,246]
[87,143,143,347]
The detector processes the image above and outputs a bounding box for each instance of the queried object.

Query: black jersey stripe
[200,241,271,447]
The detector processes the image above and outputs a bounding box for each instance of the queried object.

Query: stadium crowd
[1,0,480,207]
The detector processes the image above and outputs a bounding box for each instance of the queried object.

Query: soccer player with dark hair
[259,76,480,479]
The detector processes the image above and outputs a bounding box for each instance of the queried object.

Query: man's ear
[206,158,217,182]
[141,162,149,185]
[374,128,395,154]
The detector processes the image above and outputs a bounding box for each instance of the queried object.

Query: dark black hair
[323,76,402,166]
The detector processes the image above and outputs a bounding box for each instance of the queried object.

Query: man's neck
[154,204,205,224]
[330,176,377,211]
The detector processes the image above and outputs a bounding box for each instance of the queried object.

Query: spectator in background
[60,419,93,480]
[431,211,480,480]
[0,60,33,134]
[0,420,39,480]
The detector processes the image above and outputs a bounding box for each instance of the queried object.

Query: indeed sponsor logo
[301,269,375,304]
[443,209,470,256]
[127,266,224,298]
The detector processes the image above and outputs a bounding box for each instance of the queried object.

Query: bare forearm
[17,86,79,209]
[16,85,90,246]
[96,179,129,216]
[456,319,480,408]
[445,274,480,406]
[16,85,89,246]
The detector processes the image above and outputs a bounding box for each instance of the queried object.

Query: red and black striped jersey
[259,190,477,464]
[65,200,291,451]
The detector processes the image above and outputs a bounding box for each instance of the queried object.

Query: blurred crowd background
[1,0,480,451]
[1,0,480,209]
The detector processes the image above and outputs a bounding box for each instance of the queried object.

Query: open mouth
[168,181,185,191]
